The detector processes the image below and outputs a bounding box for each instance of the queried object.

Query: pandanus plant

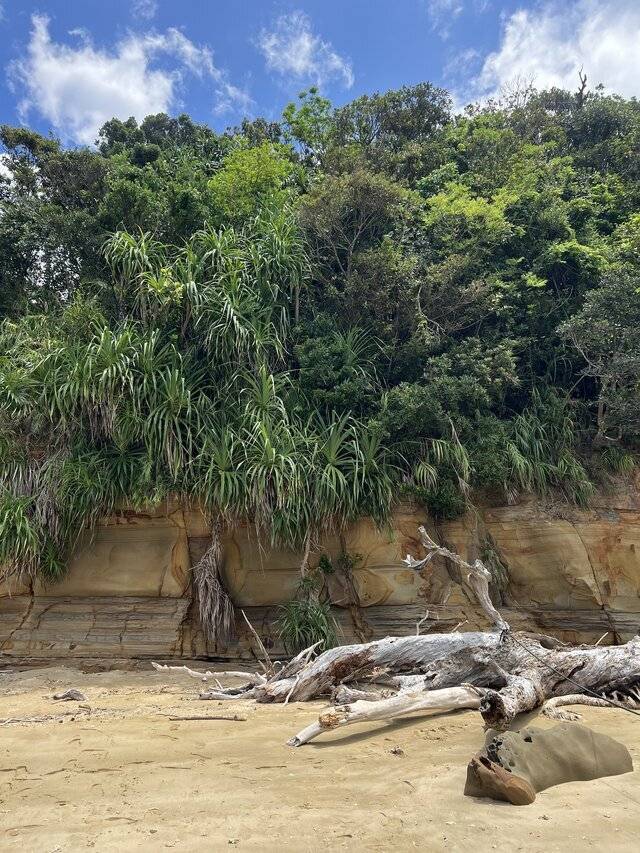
[0,207,448,646]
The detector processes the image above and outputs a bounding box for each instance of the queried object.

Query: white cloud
[475,0,640,100]
[132,0,158,20]
[10,14,251,145]
[443,47,480,81]
[426,1,464,39]
[426,1,490,41]
[258,11,353,89]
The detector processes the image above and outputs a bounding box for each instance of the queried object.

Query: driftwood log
[153,525,640,745]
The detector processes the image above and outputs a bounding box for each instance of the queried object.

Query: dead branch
[151,661,264,684]
[403,525,509,631]
[288,685,483,746]
[164,714,247,722]
[241,609,274,674]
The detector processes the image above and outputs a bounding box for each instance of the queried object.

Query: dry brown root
[193,517,235,646]
[287,685,483,747]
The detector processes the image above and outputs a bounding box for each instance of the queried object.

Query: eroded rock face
[483,505,640,613]
[0,504,192,660]
[1,495,640,659]
[35,506,191,599]
[465,724,633,805]
[219,508,426,608]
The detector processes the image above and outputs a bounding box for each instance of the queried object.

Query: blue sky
[1,1,639,146]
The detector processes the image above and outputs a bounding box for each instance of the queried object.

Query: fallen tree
[282,632,640,745]
[154,525,640,745]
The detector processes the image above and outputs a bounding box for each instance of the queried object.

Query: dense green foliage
[1,82,640,583]
[277,576,338,654]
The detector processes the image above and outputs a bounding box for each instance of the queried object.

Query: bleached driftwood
[157,525,640,745]
[403,525,508,631]
[151,661,265,684]
[199,639,324,701]
[542,689,640,721]
[288,685,483,746]
[285,632,640,743]
[165,714,247,722]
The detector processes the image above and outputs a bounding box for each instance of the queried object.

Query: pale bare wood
[542,691,640,721]
[151,661,264,684]
[241,609,274,674]
[403,525,509,631]
[288,685,483,747]
[165,714,247,722]
[479,671,545,727]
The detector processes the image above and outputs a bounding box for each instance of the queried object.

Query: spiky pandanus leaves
[186,223,288,366]
[277,583,338,654]
[504,390,593,505]
[0,492,41,581]
[0,211,466,631]
[252,204,309,323]
[103,229,166,325]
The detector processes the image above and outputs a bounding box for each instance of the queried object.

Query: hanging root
[193,517,235,647]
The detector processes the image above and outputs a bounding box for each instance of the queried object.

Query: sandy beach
[1,665,639,852]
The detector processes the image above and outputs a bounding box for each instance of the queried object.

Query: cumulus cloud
[258,11,353,89]
[132,0,158,20]
[475,0,640,100]
[10,14,251,145]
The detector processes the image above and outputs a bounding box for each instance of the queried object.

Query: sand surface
[1,664,639,852]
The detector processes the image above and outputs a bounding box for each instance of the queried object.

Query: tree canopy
[1,80,640,605]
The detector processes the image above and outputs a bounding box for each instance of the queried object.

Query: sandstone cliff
[2,494,639,662]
